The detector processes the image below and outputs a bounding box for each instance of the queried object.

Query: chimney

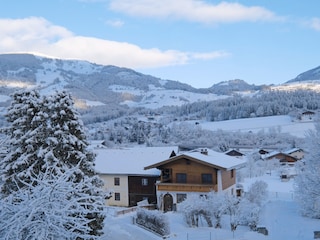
[200,148,208,155]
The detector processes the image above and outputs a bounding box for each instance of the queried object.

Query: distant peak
[287,65,320,83]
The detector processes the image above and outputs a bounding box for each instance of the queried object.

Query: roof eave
[144,154,244,171]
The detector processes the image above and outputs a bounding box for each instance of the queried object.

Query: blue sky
[1,0,320,88]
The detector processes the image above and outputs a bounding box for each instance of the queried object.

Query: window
[162,168,172,180]
[115,192,120,201]
[114,177,120,186]
[176,173,187,183]
[177,193,187,203]
[231,169,234,178]
[201,173,213,184]
[142,178,148,186]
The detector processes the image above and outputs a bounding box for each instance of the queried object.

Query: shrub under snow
[178,193,213,228]
[136,208,170,236]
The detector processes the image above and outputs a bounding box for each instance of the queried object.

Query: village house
[260,148,304,180]
[262,148,304,163]
[144,148,246,212]
[93,145,178,207]
[300,110,316,121]
[262,151,297,162]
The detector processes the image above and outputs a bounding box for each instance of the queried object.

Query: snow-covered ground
[101,116,319,239]
[103,173,320,240]
[197,115,315,138]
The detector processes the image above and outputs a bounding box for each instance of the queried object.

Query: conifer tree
[0,89,43,194]
[43,91,105,236]
[0,90,106,238]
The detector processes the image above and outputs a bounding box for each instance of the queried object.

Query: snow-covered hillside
[287,65,320,83]
[110,84,228,108]
[271,81,320,92]
[197,115,314,138]
[0,53,234,109]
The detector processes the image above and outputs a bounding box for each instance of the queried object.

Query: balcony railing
[156,182,217,192]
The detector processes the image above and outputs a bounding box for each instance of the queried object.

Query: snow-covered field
[104,173,320,240]
[198,115,315,138]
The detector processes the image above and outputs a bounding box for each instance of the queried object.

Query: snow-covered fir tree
[0,90,106,238]
[0,90,43,194]
[295,123,320,218]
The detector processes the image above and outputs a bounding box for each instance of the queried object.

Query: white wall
[100,174,129,207]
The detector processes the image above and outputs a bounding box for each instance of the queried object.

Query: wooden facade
[156,183,218,192]
[264,152,297,163]
[128,175,158,207]
[156,156,237,192]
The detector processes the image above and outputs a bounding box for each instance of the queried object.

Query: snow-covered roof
[283,148,302,154]
[261,150,281,159]
[184,149,246,170]
[145,148,246,170]
[94,146,178,176]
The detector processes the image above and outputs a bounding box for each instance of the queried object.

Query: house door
[163,193,173,212]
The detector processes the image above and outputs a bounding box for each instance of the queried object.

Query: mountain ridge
[0,53,261,109]
[1,53,320,111]
[287,65,320,83]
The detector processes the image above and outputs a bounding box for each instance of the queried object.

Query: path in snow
[104,213,161,240]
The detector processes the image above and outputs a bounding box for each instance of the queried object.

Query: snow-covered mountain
[269,65,320,92]
[0,53,261,110]
[1,53,320,112]
[287,65,320,83]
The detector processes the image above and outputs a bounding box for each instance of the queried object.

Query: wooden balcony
[156,182,217,192]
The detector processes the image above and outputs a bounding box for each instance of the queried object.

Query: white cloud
[105,19,124,27]
[0,17,72,48]
[109,0,281,24]
[309,17,320,31]
[0,17,226,69]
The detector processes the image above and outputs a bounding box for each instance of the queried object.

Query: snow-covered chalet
[144,148,246,212]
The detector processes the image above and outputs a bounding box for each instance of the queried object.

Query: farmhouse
[262,149,304,163]
[94,146,178,207]
[300,110,316,121]
[144,148,246,212]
